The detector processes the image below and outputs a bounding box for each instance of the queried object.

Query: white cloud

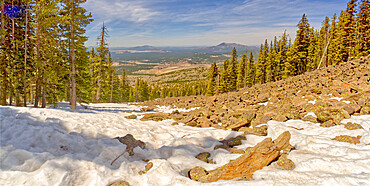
[83,0,159,24]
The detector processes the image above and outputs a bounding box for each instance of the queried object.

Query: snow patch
[1,104,370,185]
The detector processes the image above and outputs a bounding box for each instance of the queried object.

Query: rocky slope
[141,55,370,131]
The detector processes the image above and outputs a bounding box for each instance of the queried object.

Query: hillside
[141,56,370,130]
[127,66,209,85]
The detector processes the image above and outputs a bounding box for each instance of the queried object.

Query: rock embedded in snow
[215,135,246,149]
[124,114,137,119]
[276,154,295,170]
[302,114,318,123]
[332,135,362,144]
[239,125,268,136]
[140,112,170,121]
[320,120,335,127]
[145,162,153,172]
[195,152,211,163]
[344,122,364,130]
[189,131,292,182]
[109,180,130,186]
[115,134,146,156]
[315,107,351,125]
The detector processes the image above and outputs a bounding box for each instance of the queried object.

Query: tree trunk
[41,86,46,108]
[34,0,40,107]
[70,2,77,109]
[317,39,331,70]
[23,3,28,107]
[110,73,113,103]
[30,79,33,104]
[9,14,15,106]
[34,78,40,107]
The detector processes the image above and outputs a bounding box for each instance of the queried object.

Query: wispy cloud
[84,0,159,24]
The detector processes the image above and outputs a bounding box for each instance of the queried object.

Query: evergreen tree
[316,17,330,68]
[227,47,238,91]
[245,51,255,87]
[284,39,295,78]
[327,13,338,66]
[94,23,109,102]
[61,0,93,108]
[206,62,218,96]
[356,0,370,56]
[276,31,288,80]
[119,69,130,102]
[256,40,268,84]
[236,54,246,89]
[307,27,318,71]
[266,41,277,82]
[219,59,229,93]
[293,13,310,75]
[335,11,349,65]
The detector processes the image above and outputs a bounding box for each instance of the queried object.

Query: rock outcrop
[140,56,370,131]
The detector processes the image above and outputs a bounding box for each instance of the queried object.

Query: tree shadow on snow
[0,106,226,177]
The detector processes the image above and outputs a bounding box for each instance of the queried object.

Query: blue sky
[82,0,349,47]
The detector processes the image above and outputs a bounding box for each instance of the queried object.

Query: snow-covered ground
[1,103,369,186]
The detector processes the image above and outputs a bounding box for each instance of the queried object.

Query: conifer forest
[0,0,369,109]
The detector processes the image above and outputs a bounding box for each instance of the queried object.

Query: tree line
[0,0,94,108]
[206,0,369,96]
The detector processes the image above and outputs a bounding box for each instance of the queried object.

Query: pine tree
[356,0,370,56]
[335,0,357,64]
[245,51,255,87]
[119,69,130,102]
[327,13,338,66]
[294,13,310,75]
[284,39,295,78]
[227,47,238,91]
[236,54,246,89]
[61,0,93,108]
[206,62,218,96]
[0,0,6,105]
[307,27,318,71]
[266,41,277,82]
[316,17,330,68]
[219,59,229,93]
[276,31,288,80]
[256,40,268,84]
[335,11,349,65]
[95,23,109,102]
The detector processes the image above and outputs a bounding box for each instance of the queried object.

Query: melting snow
[1,103,369,186]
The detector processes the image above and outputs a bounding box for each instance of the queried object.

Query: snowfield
[1,103,370,186]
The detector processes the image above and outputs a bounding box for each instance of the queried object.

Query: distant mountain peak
[129,45,160,51]
[216,42,247,47]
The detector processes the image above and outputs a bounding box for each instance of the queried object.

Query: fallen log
[189,131,292,182]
